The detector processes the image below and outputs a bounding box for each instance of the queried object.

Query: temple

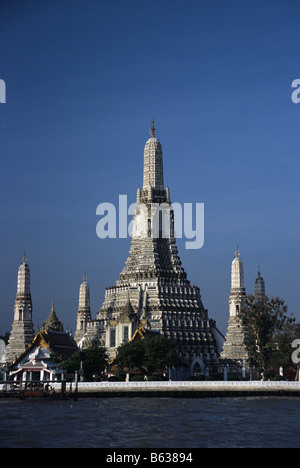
[2,123,225,378]
[9,329,78,382]
[1,124,271,381]
[75,122,224,376]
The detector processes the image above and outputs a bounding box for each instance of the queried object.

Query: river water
[0,397,299,448]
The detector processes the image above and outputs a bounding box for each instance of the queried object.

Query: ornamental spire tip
[149,119,156,137]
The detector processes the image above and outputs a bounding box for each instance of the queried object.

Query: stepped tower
[3,254,35,365]
[220,248,248,364]
[92,122,221,373]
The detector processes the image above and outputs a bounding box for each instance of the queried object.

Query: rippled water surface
[0,397,299,448]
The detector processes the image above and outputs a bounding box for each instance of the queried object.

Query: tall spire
[17,253,31,296]
[143,120,164,191]
[220,248,248,364]
[78,274,90,311]
[95,124,221,369]
[75,274,91,344]
[231,247,245,291]
[3,255,35,365]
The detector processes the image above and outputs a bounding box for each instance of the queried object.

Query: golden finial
[149,120,156,137]
[23,251,27,263]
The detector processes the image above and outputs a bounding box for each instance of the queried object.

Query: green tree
[115,335,180,377]
[239,295,294,377]
[268,321,300,379]
[115,339,146,375]
[61,345,109,381]
[144,335,180,375]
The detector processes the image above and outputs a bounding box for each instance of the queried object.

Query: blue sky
[0,0,300,335]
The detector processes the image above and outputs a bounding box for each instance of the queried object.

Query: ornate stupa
[3,254,35,365]
[220,248,248,364]
[78,122,223,375]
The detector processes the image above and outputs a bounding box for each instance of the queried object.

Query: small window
[123,326,129,343]
[110,329,116,348]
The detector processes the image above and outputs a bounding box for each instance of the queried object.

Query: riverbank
[1,380,299,400]
[59,380,300,399]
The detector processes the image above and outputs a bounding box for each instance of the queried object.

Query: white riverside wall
[53,380,300,393]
